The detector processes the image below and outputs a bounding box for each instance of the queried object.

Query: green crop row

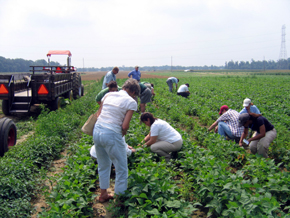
[0,81,98,217]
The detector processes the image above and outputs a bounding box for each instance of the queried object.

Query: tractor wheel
[2,100,10,116]
[81,84,84,96]
[51,97,61,111]
[64,90,73,101]
[0,118,17,157]
[73,73,82,99]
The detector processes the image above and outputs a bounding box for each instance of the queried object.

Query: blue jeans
[93,124,128,195]
[166,79,173,92]
[218,122,235,140]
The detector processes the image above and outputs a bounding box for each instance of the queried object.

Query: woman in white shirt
[140,112,183,162]
[93,78,140,202]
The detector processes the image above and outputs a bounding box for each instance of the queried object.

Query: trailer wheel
[73,73,82,99]
[81,84,84,96]
[64,90,73,101]
[51,97,61,111]
[0,118,17,157]
[2,100,10,116]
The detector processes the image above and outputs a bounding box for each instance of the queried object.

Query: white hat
[243,98,251,107]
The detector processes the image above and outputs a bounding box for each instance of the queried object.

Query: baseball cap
[238,113,250,127]
[135,65,139,68]
[219,105,229,115]
[243,98,251,107]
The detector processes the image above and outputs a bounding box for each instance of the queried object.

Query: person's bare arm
[122,110,134,136]
[248,125,265,142]
[239,128,248,146]
[208,121,218,131]
[144,135,158,147]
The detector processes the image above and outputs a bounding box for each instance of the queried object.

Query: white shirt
[177,84,189,93]
[150,119,182,143]
[96,90,137,133]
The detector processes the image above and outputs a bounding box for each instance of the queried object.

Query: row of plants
[0,81,98,217]
[138,77,290,217]
[3,75,289,217]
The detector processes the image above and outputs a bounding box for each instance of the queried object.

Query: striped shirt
[216,109,244,137]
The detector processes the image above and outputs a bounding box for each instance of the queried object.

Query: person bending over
[177,83,190,98]
[93,78,140,202]
[95,81,120,105]
[238,113,276,158]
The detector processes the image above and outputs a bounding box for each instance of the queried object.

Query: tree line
[0,56,289,72]
[225,58,290,70]
[0,56,59,72]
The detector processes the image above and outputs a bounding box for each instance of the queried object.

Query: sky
[0,0,289,68]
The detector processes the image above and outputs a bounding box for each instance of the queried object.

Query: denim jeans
[166,79,173,92]
[218,122,234,139]
[93,124,128,195]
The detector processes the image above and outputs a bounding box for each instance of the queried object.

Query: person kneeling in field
[238,113,277,158]
[208,105,244,143]
[139,112,183,162]
[177,83,190,98]
[90,136,136,161]
[95,81,120,105]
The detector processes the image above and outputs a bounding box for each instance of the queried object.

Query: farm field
[0,71,290,217]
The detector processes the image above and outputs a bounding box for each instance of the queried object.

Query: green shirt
[95,88,109,102]
[139,83,147,94]
[95,87,122,102]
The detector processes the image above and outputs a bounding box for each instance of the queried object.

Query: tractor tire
[81,84,84,96]
[2,100,10,116]
[73,73,82,99]
[64,90,73,101]
[0,118,17,157]
[51,97,61,111]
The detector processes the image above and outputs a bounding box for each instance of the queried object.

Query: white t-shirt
[96,90,137,133]
[150,119,182,143]
[177,84,189,93]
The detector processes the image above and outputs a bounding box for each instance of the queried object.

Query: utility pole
[279,25,287,69]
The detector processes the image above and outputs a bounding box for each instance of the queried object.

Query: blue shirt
[239,105,261,114]
[102,71,116,89]
[168,77,178,84]
[128,70,141,81]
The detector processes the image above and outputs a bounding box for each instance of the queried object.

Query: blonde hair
[122,78,140,96]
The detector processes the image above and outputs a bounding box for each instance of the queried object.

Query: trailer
[0,50,84,115]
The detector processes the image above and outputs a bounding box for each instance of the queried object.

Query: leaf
[146,208,160,215]
[165,200,181,208]
[139,193,148,199]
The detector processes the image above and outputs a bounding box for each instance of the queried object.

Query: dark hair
[177,78,179,82]
[108,81,118,89]
[140,112,157,125]
[151,83,154,88]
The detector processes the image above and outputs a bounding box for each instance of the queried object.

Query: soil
[31,150,68,218]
